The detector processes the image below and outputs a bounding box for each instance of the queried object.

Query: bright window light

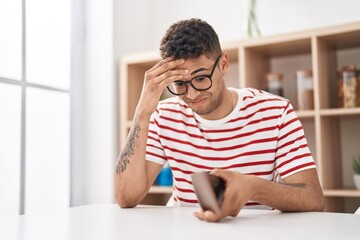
[26,0,70,89]
[0,1,22,80]
[0,83,22,215]
[25,88,70,214]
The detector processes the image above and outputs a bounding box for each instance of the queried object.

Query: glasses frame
[167,54,222,96]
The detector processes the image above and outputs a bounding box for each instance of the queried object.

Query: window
[0,0,71,215]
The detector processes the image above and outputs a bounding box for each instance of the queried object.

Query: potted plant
[353,155,360,190]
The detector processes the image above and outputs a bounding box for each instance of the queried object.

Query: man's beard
[186,89,225,116]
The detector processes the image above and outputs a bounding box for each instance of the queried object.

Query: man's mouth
[187,98,207,106]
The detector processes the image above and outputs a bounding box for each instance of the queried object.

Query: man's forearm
[250,172,325,212]
[114,112,151,207]
[115,120,141,174]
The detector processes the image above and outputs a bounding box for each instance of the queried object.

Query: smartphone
[191,172,226,215]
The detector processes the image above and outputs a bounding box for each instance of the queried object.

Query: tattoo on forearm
[116,120,141,173]
[280,182,307,188]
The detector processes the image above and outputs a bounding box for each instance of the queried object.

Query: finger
[147,57,181,76]
[145,57,176,81]
[218,188,244,219]
[193,209,205,221]
[149,58,185,79]
[194,209,221,221]
[210,172,235,215]
[230,208,241,217]
[210,169,232,182]
[202,210,222,222]
[147,57,175,72]
[154,69,189,85]
[194,208,224,222]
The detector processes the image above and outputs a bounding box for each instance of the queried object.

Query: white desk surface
[0,204,359,240]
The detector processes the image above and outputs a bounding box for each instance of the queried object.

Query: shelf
[222,41,240,62]
[316,28,360,110]
[324,189,360,198]
[320,108,360,116]
[149,186,173,194]
[317,29,360,50]
[296,110,315,118]
[243,38,312,57]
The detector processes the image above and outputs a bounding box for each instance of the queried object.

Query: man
[114,18,325,222]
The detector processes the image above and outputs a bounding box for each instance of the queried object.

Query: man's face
[173,55,227,119]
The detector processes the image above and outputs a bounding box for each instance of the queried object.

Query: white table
[0,204,359,240]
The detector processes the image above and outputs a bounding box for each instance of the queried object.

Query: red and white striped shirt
[146,88,316,208]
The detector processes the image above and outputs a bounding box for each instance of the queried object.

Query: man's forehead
[174,55,213,72]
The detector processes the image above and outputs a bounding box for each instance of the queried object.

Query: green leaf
[353,155,360,175]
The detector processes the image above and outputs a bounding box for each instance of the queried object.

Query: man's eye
[194,76,207,82]
[173,81,185,87]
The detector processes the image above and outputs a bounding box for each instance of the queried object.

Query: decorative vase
[241,0,261,38]
[354,174,360,190]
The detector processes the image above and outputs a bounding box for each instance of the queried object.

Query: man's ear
[220,53,229,75]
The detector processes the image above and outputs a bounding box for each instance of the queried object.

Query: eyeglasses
[167,55,221,96]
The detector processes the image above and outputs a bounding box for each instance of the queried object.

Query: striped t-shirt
[146,88,316,208]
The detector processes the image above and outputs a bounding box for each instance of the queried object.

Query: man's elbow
[115,195,138,208]
[114,182,147,208]
[311,189,325,212]
[315,194,325,212]
[114,188,139,208]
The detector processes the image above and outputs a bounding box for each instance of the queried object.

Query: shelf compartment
[242,38,313,111]
[298,118,317,163]
[315,29,360,110]
[220,43,241,89]
[139,185,172,206]
[222,41,240,62]
[140,192,171,206]
[319,115,360,191]
[324,191,360,213]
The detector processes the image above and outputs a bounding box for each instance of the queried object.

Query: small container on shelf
[155,162,173,186]
[296,70,314,110]
[265,72,283,97]
[337,65,360,108]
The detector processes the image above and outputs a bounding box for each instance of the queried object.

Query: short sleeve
[275,102,316,178]
[145,110,167,165]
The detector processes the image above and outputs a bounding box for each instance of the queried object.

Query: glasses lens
[191,76,212,91]
[167,77,212,95]
[168,81,187,95]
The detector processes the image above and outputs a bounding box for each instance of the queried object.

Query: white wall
[116,0,360,57]
[72,0,115,206]
[77,0,360,206]
[83,0,115,205]
[71,0,86,207]
[257,0,360,36]
[114,0,155,57]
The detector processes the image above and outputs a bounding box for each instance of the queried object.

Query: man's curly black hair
[160,18,222,60]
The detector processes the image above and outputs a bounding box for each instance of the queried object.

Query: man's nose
[186,84,200,100]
